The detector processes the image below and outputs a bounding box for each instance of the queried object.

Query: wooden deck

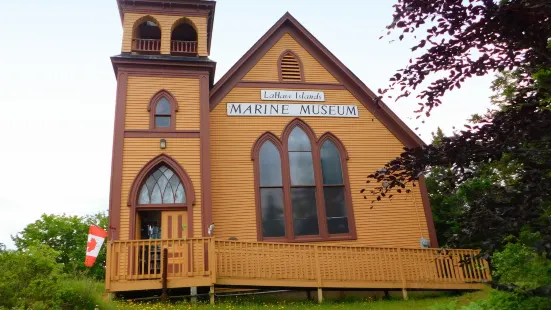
[105,238,490,297]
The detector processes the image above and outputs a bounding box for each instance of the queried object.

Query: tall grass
[57,277,114,310]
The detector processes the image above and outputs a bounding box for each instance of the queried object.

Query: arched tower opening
[171,18,198,56]
[132,16,161,54]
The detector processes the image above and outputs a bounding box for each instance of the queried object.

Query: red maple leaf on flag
[87,238,97,253]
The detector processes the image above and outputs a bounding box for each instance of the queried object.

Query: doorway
[135,210,188,240]
[136,211,162,240]
[135,210,189,276]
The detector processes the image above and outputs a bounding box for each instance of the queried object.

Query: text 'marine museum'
[106,0,489,297]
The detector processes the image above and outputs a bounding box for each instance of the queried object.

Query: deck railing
[171,40,197,54]
[132,38,161,53]
[214,241,490,289]
[106,238,490,292]
[105,238,214,292]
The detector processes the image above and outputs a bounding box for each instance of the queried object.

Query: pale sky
[0,0,493,248]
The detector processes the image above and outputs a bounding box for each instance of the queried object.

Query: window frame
[148,90,179,131]
[252,119,357,242]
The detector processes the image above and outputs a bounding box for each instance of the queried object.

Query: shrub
[461,290,550,310]
[0,244,62,309]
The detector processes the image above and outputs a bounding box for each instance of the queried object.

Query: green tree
[0,244,62,309]
[12,212,108,281]
[363,0,551,259]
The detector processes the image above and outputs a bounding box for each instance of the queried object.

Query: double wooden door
[135,211,189,277]
[161,211,189,276]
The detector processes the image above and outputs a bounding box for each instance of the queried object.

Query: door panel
[161,211,188,277]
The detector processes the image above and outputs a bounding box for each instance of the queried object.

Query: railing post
[397,248,408,300]
[105,241,112,291]
[209,238,216,305]
[209,237,217,283]
[454,252,464,283]
[481,252,491,281]
[314,245,322,303]
[161,248,168,301]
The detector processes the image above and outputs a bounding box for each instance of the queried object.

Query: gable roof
[210,12,424,148]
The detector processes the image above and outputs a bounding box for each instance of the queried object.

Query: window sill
[261,234,357,243]
[136,204,188,211]
[124,130,200,138]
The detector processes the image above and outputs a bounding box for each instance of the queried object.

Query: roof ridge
[209,12,425,148]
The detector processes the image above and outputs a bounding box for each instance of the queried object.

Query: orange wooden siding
[210,87,429,248]
[243,33,339,83]
[125,76,200,130]
[119,138,202,241]
[122,13,208,56]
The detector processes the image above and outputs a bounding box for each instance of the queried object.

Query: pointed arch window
[138,165,186,205]
[278,50,304,82]
[258,141,285,238]
[288,127,319,236]
[253,120,356,242]
[320,140,348,234]
[148,90,179,130]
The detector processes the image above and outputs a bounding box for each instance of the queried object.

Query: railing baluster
[131,38,161,52]
[169,40,198,54]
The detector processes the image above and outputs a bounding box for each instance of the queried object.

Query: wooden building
[106,0,489,301]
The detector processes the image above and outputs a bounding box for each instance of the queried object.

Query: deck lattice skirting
[105,238,490,293]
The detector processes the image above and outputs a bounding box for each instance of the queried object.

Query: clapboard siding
[243,33,338,83]
[210,87,429,248]
[122,13,208,56]
[119,138,202,240]
[125,76,200,130]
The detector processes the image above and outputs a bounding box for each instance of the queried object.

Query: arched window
[138,165,185,205]
[288,127,319,236]
[278,50,304,82]
[154,98,171,128]
[320,140,348,234]
[253,120,356,242]
[258,141,285,237]
[148,90,178,130]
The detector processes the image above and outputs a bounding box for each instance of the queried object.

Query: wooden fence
[105,238,490,293]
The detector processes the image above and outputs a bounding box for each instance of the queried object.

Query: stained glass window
[138,166,186,204]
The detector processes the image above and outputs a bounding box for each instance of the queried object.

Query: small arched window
[278,50,304,82]
[154,98,171,128]
[138,165,186,205]
[253,120,356,242]
[148,90,178,130]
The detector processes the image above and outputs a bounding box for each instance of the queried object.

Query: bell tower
[108,0,216,241]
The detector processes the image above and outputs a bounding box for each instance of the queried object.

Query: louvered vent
[280,51,303,82]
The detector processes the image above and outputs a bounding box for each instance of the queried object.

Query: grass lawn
[113,289,490,310]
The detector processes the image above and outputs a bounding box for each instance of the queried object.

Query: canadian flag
[85,225,107,267]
